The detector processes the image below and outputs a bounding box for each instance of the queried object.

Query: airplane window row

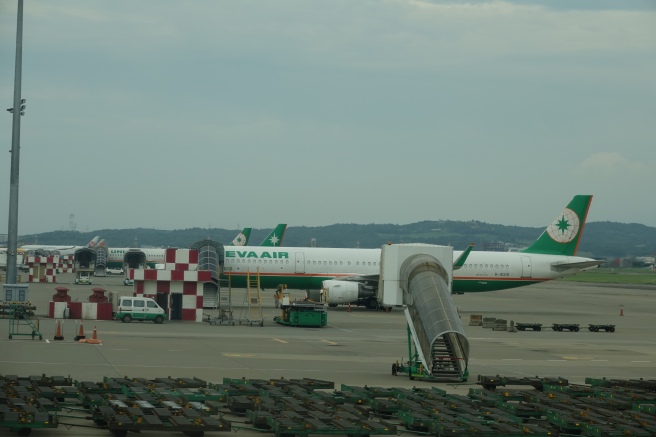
[465,264,510,269]
[228,259,289,264]
[307,260,377,267]
[225,258,378,267]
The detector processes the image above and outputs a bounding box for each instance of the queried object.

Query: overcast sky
[1,0,655,235]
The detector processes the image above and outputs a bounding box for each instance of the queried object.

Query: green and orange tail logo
[523,195,593,256]
[231,228,252,246]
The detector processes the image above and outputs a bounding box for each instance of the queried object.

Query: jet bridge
[379,244,469,381]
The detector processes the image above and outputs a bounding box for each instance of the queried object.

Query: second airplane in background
[105,224,287,269]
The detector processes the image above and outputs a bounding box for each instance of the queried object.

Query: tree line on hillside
[19,220,656,259]
[15,221,656,259]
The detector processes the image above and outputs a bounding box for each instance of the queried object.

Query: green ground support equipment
[274,301,328,327]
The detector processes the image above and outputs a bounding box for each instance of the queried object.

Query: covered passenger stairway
[94,246,108,277]
[380,245,469,381]
[189,239,226,311]
[122,249,147,285]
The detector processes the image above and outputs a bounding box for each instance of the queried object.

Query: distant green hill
[16,220,656,260]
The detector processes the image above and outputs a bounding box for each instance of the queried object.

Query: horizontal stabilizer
[551,260,604,271]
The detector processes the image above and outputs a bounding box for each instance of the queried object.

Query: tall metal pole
[6,0,24,284]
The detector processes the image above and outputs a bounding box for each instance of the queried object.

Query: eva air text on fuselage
[225,251,289,259]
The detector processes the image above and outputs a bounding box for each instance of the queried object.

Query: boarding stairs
[399,254,470,381]
[5,303,43,340]
[94,247,108,276]
[430,336,461,378]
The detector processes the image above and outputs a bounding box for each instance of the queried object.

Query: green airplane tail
[231,228,252,246]
[260,224,287,246]
[522,195,593,256]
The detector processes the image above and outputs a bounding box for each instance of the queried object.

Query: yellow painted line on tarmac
[224,353,258,357]
[563,356,595,360]
[321,340,338,346]
[272,338,288,344]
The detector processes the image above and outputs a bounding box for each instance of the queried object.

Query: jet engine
[322,280,375,306]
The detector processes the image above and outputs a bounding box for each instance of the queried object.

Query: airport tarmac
[1,274,655,436]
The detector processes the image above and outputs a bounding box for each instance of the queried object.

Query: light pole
[5,0,25,285]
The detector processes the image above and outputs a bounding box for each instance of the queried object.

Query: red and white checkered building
[128,248,211,322]
[57,255,75,273]
[24,256,59,283]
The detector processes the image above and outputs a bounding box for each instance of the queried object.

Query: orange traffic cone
[347,303,351,313]
[74,321,86,342]
[620,306,624,316]
[86,325,101,344]
[54,320,64,341]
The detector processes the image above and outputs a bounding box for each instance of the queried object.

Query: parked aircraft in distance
[222,195,602,309]
[105,225,288,269]
[0,247,27,270]
[20,236,100,256]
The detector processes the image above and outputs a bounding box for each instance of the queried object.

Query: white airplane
[221,195,603,308]
[21,236,100,256]
[105,224,288,269]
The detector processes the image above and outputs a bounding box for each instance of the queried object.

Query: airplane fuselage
[220,246,595,292]
[106,248,166,268]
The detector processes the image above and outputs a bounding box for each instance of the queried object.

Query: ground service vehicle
[75,271,92,285]
[115,296,165,324]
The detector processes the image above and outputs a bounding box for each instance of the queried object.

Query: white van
[115,296,166,324]
[75,271,93,285]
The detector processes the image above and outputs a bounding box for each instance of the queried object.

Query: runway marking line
[272,338,288,344]
[321,340,338,346]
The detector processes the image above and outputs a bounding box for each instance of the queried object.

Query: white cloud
[578,152,651,178]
